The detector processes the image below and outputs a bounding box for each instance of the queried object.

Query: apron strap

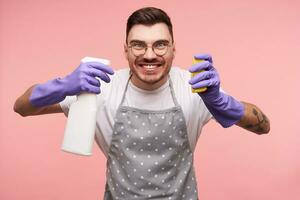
[168,75,180,107]
[119,72,132,107]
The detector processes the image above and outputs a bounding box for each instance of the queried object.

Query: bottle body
[61,93,97,155]
[61,57,110,156]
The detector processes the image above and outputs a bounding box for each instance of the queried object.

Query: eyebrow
[129,39,170,44]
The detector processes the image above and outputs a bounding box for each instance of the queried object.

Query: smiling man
[14,7,270,200]
[125,22,174,90]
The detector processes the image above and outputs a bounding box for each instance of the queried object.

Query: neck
[130,74,168,91]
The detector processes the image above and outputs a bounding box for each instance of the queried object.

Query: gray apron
[104,75,199,200]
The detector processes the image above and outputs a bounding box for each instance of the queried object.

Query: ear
[124,43,129,60]
[172,42,176,59]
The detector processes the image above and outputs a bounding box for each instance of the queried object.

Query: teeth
[143,65,156,69]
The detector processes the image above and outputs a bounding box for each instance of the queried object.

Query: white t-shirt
[59,67,213,157]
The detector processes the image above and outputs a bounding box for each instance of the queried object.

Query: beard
[132,68,168,84]
[129,56,171,85]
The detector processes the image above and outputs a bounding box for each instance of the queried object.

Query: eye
[131,43,145,50]
[154,41,168,49]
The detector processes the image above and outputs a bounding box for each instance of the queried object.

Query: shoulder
[169,66,210,113]
[101,68,129,93]
[169,66,190,81]
[169,66,192,95]
[111,68,130,83]
[169,66,201,104]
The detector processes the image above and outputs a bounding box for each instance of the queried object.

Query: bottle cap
[81,57,110,65]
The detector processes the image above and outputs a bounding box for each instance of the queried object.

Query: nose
[143,46,157,59]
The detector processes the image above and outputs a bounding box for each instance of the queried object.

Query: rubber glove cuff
[29,78,66,107]
[201,91,245,128]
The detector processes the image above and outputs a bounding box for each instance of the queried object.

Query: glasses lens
[132,48,145,56]
[153,42,169,56]
[154,48,167,56]
[130,43,146,56]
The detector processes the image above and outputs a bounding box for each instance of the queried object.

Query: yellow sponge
[191,58,207,93]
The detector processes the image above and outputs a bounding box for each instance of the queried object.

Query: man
[14,7,270,200]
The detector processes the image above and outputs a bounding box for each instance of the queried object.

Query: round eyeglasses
[128,40,172,57]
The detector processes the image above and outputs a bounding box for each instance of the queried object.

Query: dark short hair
[126,7,174,43]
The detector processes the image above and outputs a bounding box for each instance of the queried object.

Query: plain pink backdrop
[1,0,299,199]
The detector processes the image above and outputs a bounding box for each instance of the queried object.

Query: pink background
[1,0,299,199]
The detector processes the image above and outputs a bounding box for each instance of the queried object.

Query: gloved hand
[188,53,244,128]
[29,61,114,107]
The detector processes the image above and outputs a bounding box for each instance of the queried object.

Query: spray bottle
[61,57,110,156]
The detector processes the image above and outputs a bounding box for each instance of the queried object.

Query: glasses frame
[127,40,173,57]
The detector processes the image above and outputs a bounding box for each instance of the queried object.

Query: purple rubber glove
[188,53,244,128]
[29,62,114,107]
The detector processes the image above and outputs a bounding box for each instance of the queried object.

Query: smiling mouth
[139,64,160,68]
[138,63,162,68]
[138,64,162,73]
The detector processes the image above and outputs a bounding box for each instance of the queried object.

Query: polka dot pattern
[105,108,199,199]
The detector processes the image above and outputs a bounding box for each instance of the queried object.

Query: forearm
[13,84,64,117]
[235,102,270,134]
[14,85,44,116]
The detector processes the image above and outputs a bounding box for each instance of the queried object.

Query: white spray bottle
[61,57,110,156]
